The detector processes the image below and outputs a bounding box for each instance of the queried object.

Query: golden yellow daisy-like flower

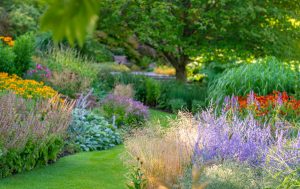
[0,36,15,47]
[0,72,58,99]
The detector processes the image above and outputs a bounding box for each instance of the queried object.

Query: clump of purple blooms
[193,108,300,173]
[27,64,51,79]
[102,94,149,127]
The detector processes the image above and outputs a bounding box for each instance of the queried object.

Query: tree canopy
[41,0,300,80]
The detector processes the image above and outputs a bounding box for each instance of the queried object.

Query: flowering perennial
[102,94,149,127]
[0,36,14,46]
[27,64,52,79]
[237,91,300,116]
[194,109,300,171]
[0,72,57,99]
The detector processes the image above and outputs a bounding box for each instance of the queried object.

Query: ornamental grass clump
[102,94,149,127]
[0,93,75,178]
[208,57,299,102]
[125,113,198,188]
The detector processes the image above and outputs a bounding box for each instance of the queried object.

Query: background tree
[41,0,300,81]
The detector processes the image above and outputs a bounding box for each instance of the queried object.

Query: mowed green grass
[0,146,127,189]
[149,109,176,127]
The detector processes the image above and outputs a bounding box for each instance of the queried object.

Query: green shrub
[169,98,187,113]
[8,4,41,35]
[0,136,64,178]
[82,38,113,62]
[95,72,208,112]
[208,57,299,102]
[145,78,161,107]
[159,81,207,110]
[13,33,35,75]
[192,100,205,114]
[68,108,122,151]
[0,43,16,74]
[101,94,149,128]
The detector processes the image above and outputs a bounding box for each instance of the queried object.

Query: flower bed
[0,72,57,99]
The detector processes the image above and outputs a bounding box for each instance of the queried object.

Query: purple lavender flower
[277,92,283,106]
[247,90,256,105]
[102,94,149,127]
[193,109,299,168]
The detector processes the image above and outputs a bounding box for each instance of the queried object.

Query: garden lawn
[0,110,175,189]
[149,109,176,127]
[0,146,127,189]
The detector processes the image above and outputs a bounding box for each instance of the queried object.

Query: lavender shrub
[102,94,149,127]
[194,109,300,171]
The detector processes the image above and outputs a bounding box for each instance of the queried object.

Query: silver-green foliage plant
[199,161,266,189]
[208,57,299,102]
[68,108,122,151]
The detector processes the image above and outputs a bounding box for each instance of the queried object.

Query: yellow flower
[0,72,58,99]
[0,36,15,47]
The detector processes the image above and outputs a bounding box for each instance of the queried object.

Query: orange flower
[237,91,300,117]
[0,36,14,47]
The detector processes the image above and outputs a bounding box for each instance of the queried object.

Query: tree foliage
[41,0,300,80]
[40,0,100,46]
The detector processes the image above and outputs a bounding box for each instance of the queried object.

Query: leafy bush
[102,94,149,127]
[68,108,122,151]
[208,57,299,102]
[81,38,113,62]
[8,4,41,35]
[0,93,74,178]
[96,72,207,112]
[159,81,207,111]
[169,98,187,113]
[0,43,16,74]
[145,78,161,106]
[12,33,35,75]
[192,100,205,114]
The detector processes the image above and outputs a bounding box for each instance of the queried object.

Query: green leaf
[40,0,100,46]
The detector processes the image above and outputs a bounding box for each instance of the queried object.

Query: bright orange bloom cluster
[0,72,58,99]
[154,66,176,76]
[238,91,300,116]
[0,36,14,47]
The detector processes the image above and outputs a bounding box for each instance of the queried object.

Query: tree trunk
[175,63,187,82]
[162,52,189,82]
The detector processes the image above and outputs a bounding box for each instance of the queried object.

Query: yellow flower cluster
[154,66,176,76]
[0,36,14,47]
[0,73,58,99]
